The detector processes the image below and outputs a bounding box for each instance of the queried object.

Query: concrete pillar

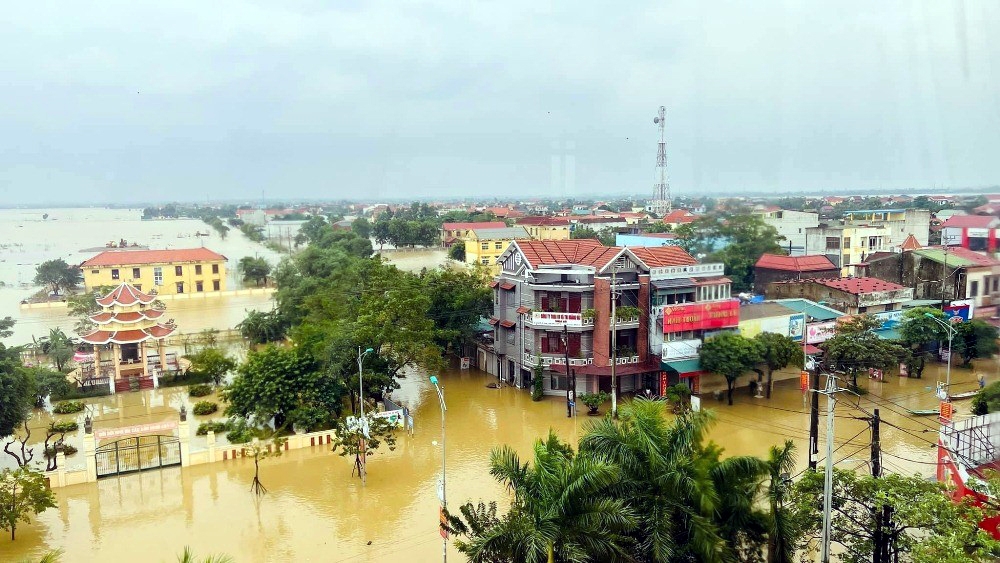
[140,340,148,377]
[207,430,217,463]
[83,432,97,483]
[93,345,100,378]
[179,418,190,467]
[53,452,67,487]
[113,344,122,381]
[108,376,115,395]
[158,340,167,373]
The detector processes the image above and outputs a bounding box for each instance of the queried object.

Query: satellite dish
[653,117,660,124]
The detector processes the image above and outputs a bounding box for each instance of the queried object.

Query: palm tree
[450,431,636,563]
[764,441,798,563]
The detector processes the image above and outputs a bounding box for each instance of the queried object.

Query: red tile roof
[812,277,907,294]
[499,319,516,328]
[514,240,620,269]
[754,253,838,272]
[899,234,922,251]
[90,309,165,324]
[499,282,515,290]
[441,222,505,231]
[516,216,571,226]
[939,215,999,229]
[630,246,698,267]
[80,324,176,345]
[515,306,531,314]
[662,209,697,224]
[96,283,156,307]
[81,248,227,267]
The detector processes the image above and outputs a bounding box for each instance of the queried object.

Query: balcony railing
[523,352,593,367]
[530,311,584,327]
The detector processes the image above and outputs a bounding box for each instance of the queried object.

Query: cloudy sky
[1,1,998,204]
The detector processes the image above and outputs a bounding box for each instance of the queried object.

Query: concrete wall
[753,266,839,294]
[593,278,611,367]
[761,210,819,256]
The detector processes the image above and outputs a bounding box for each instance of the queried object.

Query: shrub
[188,384,213,397]
[579,391,610,414]
[52,384,111,401]
[44,444,79,458]
[196,420,232,436]
[159,370,213,387]
[52,400,85,414]
[615,305,640,321]
[531,362,544,401]
[192,401,218,416]
[226,419,253,444]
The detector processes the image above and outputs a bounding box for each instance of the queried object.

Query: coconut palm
[764,441,798,563]
[451,431,636,563]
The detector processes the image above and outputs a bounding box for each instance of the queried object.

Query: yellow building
[465,227,530,274]
[515,217,571,240]
[80,248,228,295]
[805,224,887,276]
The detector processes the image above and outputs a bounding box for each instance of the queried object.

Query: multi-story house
[755,209,819,256]
[440,221,506,247]
[764,277,913,316]
[464,227,530,274]
[515,217,572,240]
[804,224,889,276]
[487,239,731,399]
[80,248,227,295]
[938,215,1000,251]
[841,209,931,247]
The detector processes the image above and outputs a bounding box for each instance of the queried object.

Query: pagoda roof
[80,324,176,345]
[89,309,165,325]
[96,283,156,307]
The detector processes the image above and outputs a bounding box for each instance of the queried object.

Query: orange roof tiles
[630,246,698,267]
[812,277,906,294]
[96,283,156,307]
[755,253,838,272]
[515,240,620,269]
[441,222,505,231]
[81,248,226,267]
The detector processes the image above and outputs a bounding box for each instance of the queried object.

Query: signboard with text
[662,300,739,333]
[806,321,837,344]
[94,420,178,440]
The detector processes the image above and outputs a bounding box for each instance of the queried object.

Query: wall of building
[760,210,819,256]
[752,266,839,294]
[465,238,516,274]
[83,261,227,295]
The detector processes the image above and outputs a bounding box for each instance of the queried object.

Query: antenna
[650,106,671,217]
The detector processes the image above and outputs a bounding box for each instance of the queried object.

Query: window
[153,267,163,286]
[495,241,503,250]
[858,306,867,313]
[971,280,979,297]
[825,237,840,250]
[994,277,999,293]
[212,280,220,291]
[481,242,489,250]
[132,268,140,279]
[176,282,184,293]
[111,269,120,280]
[842,237,851,248]
[134,284,141,291]
[91,269,100,274]
[481,259,490,265]
[196,281,204,292]
[212,264,219,274]
[175,265,183,276]
[550,373,568,391]
[195,264,202,275]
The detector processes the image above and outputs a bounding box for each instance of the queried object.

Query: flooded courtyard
[4,361,987,562]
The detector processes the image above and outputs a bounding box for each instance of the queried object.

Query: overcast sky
[1,1,998,205]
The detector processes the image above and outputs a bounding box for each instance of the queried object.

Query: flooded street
[5,360,988,562]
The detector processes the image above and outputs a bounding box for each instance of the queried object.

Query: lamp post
[357,346,374,486]
[429,375,448,563]
[924,313,956,397]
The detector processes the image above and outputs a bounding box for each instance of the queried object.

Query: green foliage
[192,401,218,416]
[972,381,1000,416]
[33,259,81,296]
[236,309,287,345]
[196,420,232,436]
[700,332,763,405]
[158,370,213,388]
[578,391,609,413]
[791,469,1000,562]
[897,307,946,379]
[0,317,14,339]
[188,384,213,398]
[65,286,113,335]
[176,546,234,563]
[953,319,1000,367]
[371,202,440,247]
[225,419,254,444]
[239,223,265,242]
[570,226,616,246]
[753,332,804,399]
[39,328,74,372]
[582,308,596,321]
[20,367,70,408]
[0,466,57,540]
[351,217,372,239]
[615,305,640,320]
[675,213,785,291]
[447,242,466,261]
[237,256,272,287]
[331,412,399,477]
[821,315,907,391]
[51,400,84,414]
[531,362,544,401]
[419,267,492,352]
[184,348,236,386]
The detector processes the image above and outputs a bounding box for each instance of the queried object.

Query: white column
[83,433,97,483]
[207,430,217,463]
[179,418,191,467]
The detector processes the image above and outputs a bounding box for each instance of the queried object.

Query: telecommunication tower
[650,106,671,216]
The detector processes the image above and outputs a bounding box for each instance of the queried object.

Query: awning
[488,281,499,288]
[549,360,660,376]
[488,317,499,326]
[661,358,704,377]
[515,306,531,315]
[804,344,822,355]
[499,319,516,328]
[652,278,695,290]
[500,282,516,290]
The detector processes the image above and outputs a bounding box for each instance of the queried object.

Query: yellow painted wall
[465,238,517,275]
[83,260,227,295]
[522,225,571,240]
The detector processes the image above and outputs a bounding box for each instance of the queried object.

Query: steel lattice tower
[650,106,671,216]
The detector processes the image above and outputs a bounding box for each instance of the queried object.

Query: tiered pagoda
[80,283,177,389]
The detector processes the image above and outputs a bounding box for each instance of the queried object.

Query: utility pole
[808,366,820,470]
[357,347,374,487]
[429,376,448,563]
[610,262,620,418]
[818,373,839,563]
[563,324,572,418]
[871,408,883,563]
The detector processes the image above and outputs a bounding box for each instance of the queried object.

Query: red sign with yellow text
[662,300,740,333]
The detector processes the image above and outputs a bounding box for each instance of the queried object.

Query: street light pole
[925,313,956,396]
[357,346,374,486]
[429,375,448,563]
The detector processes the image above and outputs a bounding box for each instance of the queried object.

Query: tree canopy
[700,332,763,405]
[237,256,272,287]
[820,315,906,391]
[753,332,804,399]
[674,213,785,292]
[33,259,81,296]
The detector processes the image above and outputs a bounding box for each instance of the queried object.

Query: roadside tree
[953,319,1000,367]
[821,315,905,392]
[700,332,763,405]
[897,307,946,379]
[753,332,803,399]
[238,256,272,287]
[184,347,236,386]
[0,467,57,541]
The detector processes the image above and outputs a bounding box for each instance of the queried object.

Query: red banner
[800,371,809,392]
[940,401,953,423]
[662,300,739,333]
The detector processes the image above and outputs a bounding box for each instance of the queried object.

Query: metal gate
[95,434,181,478]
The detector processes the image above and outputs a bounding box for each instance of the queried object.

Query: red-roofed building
[764,276,914,315]
[661,209,698,227]
[480,240,731,400]
[440,222,507,247]
[514,216,572,241]
[753,254,839,293]
[80,248,228,295]
[79,283,178,392]
[939,215,1000,252]
[484,206,525,220]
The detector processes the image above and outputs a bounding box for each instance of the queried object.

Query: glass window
[971,280,979,297]
[481,259,489,265]
[195,264,202,275]
[495,241,503,250]
[842,237,851,248]
[175,265,183,276]
[176,282,184,293]
[111,269,119,280]
[153,267,163,286]
[132,268,140,279]
[91,269,100,274]
[825,237,840,250]
[481,242,489,250]
[196,281,204,292]
[212,264,219,274]
[212,280,220,291]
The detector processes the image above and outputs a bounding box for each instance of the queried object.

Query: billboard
[663,300,739,333]
[806,321,837,344]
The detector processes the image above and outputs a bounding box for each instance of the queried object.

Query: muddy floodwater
[5,360,991,562]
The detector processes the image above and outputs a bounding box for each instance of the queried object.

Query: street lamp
[357,347,374,486]
[429,375,448,563]
[924,313,957,397]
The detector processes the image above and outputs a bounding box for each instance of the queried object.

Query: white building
[757,210,820,256]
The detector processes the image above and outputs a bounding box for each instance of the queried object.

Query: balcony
[521,352,638,367]
[528,311,585,327]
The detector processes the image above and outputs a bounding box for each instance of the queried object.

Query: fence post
[178,410,191,467]
[84,431,97,482]
[207,430,217,462]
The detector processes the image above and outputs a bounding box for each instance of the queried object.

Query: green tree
[44,328,73,372]
[351,217,372,239]
[331,412,399,480]
[236,309,286,345]
[897,307,946,379]
[570,226,615,246]
[700,332,763,405]
[953,319,999,367]
[643,222,672,234]
[224,345,344,432]
[448,242,466,261]
[238,256,272,287]
[184,348,236,386]
[821,315,906,392]
[790,469,1000,562]
[531,361,544,401]
[447,431,636,563]
[764,441,804,563]
[0,467,57,540]
[674,214,784,291]
[420,267,491,353]
[0,317,13,339]
[243,429,286,497]
[1,340,36,468]
[972,381,1000,415]
[22,367,70,408]
[65,285,112,335]
[33,259,81,296]
[753,332,803,399]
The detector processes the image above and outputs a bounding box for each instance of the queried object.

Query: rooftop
[738,302,799,322]
[812,277,907,294]
[755,253,838,272]
[913,246,1000,268]
[770,298,844,321]
[81,248,227,267]
[630,246,698,268]
[514,239,621,269]
[469,227,529,240]
[516,216,570,226]
[939,215,1000,229]
[441,221,506,231]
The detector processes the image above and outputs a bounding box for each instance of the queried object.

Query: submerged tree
[0,467,57,541]
[244,432,286,497]
[700,332,763,405]
[753,332,803,399]
[331,412,399,480]
[33,259,81,296]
